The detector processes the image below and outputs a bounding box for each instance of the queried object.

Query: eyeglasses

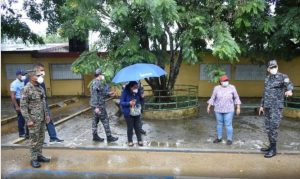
[35,74,43,77]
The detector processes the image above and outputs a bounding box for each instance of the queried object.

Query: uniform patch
[284,78,290,83]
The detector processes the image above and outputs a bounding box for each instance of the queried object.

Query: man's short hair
[26,70,37,79]
[33,63,45,72]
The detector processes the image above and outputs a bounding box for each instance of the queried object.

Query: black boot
[93,134,104,142]
[37,155,50,162]
[31,160,41,168]
[264,143,277,158]
[107,135,118,143]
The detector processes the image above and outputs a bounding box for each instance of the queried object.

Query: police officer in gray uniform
[90,68,118,143]
[259,60,293,158]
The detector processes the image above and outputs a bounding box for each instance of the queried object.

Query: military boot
[264,143,277,158]
[31,160,41,168]
[107,135,118,143]
[37,155,51,162]
[93,134,104,142]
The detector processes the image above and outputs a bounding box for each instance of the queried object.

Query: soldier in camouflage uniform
[20,71,51,168]
[259,60,293,158]
[90,68,118,143]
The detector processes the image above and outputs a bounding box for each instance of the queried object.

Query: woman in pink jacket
[207,75,241,145]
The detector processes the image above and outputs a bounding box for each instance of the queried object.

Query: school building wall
[1,53,92,97]
[171,55,300,97]
[1,52,300,97]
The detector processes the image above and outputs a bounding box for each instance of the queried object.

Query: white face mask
[269,68,278,75]
[132,89,138,93]
[21,76,27,81]
[37,76,44,84]
[221,81,229,87]
[40,71,45,77]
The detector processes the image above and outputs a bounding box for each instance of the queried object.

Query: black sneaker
[49,138,64,144]
[31,160,41,168]
[226,140,233,145]
[107,135,118,143]
[37,155,51,163]
[19,134,25,138]
[140,129,146,135]
[93,134,104,142]
[213,138,222,143]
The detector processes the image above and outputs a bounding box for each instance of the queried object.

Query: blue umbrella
[112,63,167,83]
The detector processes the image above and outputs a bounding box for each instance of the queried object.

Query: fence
[143,85,198,111]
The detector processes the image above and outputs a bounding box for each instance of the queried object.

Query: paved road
[2,147,300,178]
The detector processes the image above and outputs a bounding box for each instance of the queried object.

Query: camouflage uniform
[20,82,48,161]
[261,72,293,143]
[90,79,112,137]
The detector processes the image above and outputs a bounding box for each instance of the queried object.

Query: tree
[1,0,44,44]
[1,0,65,44]
[66,0,248,92]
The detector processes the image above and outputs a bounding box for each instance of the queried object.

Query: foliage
[2,0,300,85]
[1,0,44,44]
[204,64,227,83]
[43,34,67,43]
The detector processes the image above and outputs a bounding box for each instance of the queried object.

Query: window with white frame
[200,64,231,80]
[235,64,266,80]
[5,64,34,80]
[51,64,82,80]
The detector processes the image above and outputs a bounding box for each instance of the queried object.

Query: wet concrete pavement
[2,97,300,178]
[1,96,73,119]
[1,97,89,144]
[2,147,300,178]
[8,98,298,152]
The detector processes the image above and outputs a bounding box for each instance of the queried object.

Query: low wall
[143,107,199,120]
[283,108,300,119]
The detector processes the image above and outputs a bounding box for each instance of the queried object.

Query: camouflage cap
[95,68,103,75]
[267,60,278,68]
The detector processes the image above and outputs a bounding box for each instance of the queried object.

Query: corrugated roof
[1,43,69,52]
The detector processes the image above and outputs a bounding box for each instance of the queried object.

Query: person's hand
[285,91,293,97]
[236,107,241,116]
[45,116,51,124]
[27,120,34,128]
[207,106,211,114]
[141,93,145,98]
[95,108,101,114]
[259,107,264,116]
[130,100,136,107]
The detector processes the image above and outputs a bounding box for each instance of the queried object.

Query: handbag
[130,104,142,116]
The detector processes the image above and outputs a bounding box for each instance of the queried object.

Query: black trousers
[125,115,142,143]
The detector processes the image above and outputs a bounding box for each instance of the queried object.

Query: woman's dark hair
[125,81,138,91]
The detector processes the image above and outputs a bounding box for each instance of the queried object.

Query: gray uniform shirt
[261,72,293,109]
[90,79,108,109]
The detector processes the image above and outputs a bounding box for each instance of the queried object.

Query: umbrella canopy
[112,63,167,83]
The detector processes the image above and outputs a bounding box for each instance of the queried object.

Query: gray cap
[267,60,278,68]
[95,68,102,75]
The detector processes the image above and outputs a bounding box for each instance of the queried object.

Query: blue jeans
[47,120,58,140]
[214,112,234,141]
